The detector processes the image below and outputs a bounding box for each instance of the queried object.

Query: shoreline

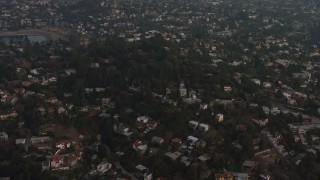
[0,29,68,41]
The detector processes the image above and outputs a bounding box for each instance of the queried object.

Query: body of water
[0,35,47,44]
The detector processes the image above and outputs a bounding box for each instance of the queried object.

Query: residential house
[251,79,261,85]
[148,147,159,156]
[146,120,158,129]
[187,136,199,145]
[242,160,256,171]
[270,107,280,115]
[179,82,187,97]
[291,92,307,101]
[133,140,148,155]
[259,172,271,180]
[180,156,191,166]
[301,115,312,122]
[97,161,112,175]
[215,113,224,122]
[200,103,208,110]
[198,123,210,132]
[165,151,182,161]
[114,123,132,136]
[215,172,234,180]
[151,136,164,145]
[198,153,212,162]
[189,120,199,130]
[57,107,66,114]
[144,173,153,180]
[294,135,300,142]
[232,172,249,180]
[65,69,76,76]
[0,132,8,142]
[137,116,150,124]
[15,138,26,145]
[262,82,272,88]
[171,138,182,147]
[311,135,319,144]
[252,118,269,126]
[31,136,51,144]
[56,140,71,149]
[224,85,232,92]
[51,155,63,169]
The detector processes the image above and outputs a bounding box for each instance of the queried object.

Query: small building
[180,156,191,166]
[252,118,268,126]
[147,120,158,129]
[97,161,112,175]
[251,79,261,85]
[232,172,249,180]
[15,138,26,145]
[151,136,164,145]
[224,85,232,92]
[30,136,51,144]
[165,151,182,161]
[133,140,143,150]
[215,172,234,180]
[242,160,256,170]
[200,103,208,110]
[133,140,148,154]
[180,82,187,97]
[198,123,210,132]
[0,132,8,142]
[311,135,320,144]
[262,82,272,88]
[215,113,224,122]
[144,172,153,180]
[189,120,199,130]
[187,136,199,145]
[171,138,182,147]
[56,140,71,149]
[137,116,150,124]
[294,135,300,142]
[262,106,270,115]
[51,155,63,169]
[198,153,211,162]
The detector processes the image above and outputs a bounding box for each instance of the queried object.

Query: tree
[72,79,87,106]
[240,133,254,158]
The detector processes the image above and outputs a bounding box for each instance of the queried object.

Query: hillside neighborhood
[0,0,320,179]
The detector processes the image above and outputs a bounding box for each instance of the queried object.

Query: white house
[263,82,272,88]
[144,173,153,180]
[187,136,199,145]
[165,151,182,161]
[189,120,199,130]
[15,138,26,145]
[137,116,150,124]
[65,69,76,76]
[198,123,210,132]
[251,79,261,85]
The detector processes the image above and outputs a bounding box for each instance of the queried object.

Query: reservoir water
[0,35,47,44]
